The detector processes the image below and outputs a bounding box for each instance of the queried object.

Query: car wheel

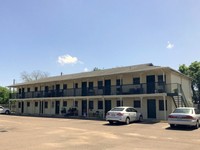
[194,121,199,129]
[125,117,130,125]
[139,115,143,122]
[109,121,114,125]
[5,110,10,115]
[170,124,175,128]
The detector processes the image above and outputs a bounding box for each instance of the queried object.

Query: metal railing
[10,83,182,99]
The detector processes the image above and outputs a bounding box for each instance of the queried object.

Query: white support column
[103,97,105,119]
[42,99,44,115]
[73,98,75,107]
[50,99,52,115]
[120,97,123,106]
[32,100,34,114]
[140,97,143,108]
[120,75,123,95]
[163,95,167,120]
[163,71,165,82]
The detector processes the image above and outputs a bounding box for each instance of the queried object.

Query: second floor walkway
[10,83,181,99]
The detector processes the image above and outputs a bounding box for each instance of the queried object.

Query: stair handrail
[179,85,189,107]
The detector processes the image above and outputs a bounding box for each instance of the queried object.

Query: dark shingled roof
[8,63,189,87]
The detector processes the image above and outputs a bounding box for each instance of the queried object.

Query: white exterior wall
[10,68,192,120]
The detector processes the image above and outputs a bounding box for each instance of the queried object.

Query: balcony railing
[10,83,181,99]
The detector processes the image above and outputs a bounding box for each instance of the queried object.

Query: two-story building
[9,63,193,120]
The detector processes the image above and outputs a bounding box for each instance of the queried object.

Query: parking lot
[0,115,200,150]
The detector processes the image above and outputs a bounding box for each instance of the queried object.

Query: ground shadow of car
[103,120,151,126]
[103,122,130,126]
[165,125,196,131]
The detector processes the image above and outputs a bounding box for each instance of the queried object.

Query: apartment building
[9,63,193,120]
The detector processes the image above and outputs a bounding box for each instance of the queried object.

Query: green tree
[179,61,200,103]
[0,86,10,104]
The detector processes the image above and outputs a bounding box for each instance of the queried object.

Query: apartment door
[105,100,111,116]
[22,88,25,98]
[45,86,49,97]
[21,101,24,113]
[82,82,87,96]
[104,80,111,95]
[55,101,60,115]
[39,101,43,114]
[82,100,87,116]
[147,99,156,119]
[146,75,155,93]
[56,84,60,96]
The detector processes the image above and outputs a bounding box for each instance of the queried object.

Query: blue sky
[0,0,200,87]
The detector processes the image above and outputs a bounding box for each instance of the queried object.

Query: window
[133,78,140,85]
[133,100,141,108]
[89,82,94,90]
[27,102,30,107]
[159,100,167,111]
[18,102,21,108]
[44,102,48,109]
[35,87,38,92]
[116,79,121,86]
[56,84,60,91]
[130,108,137,112]
[89,101,94,109]
[63,101,67,107]
[173,108,192,114]
[27,88,30,92]
[35,102,38,107]
[98,81,103,89]
[75,83,78,89]
[75,101,78,107]
[158,75,166,85]
[45,86,49,92]
[111,108,124,111]
[19,89,22,94]
[126,108,131,112]
[63,84,67,90]
[116,100,121,107]
[98,101,103,109]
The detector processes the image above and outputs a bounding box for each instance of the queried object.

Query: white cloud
[57,54,80,65]
[84,68,89,72]
[166,41,174,49]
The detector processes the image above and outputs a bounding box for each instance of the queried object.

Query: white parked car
[0,106,11,114]
[106,106,143,125]
[168,107,200,129]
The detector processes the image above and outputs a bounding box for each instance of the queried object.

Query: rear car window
[173,108,192,114]
[111,108,124,111]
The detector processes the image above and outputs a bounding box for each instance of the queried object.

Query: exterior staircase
[167,85,190,108]
[172,95,185,107]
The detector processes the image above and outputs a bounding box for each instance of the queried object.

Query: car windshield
[111,108,124,111]
[173,108,192,114]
